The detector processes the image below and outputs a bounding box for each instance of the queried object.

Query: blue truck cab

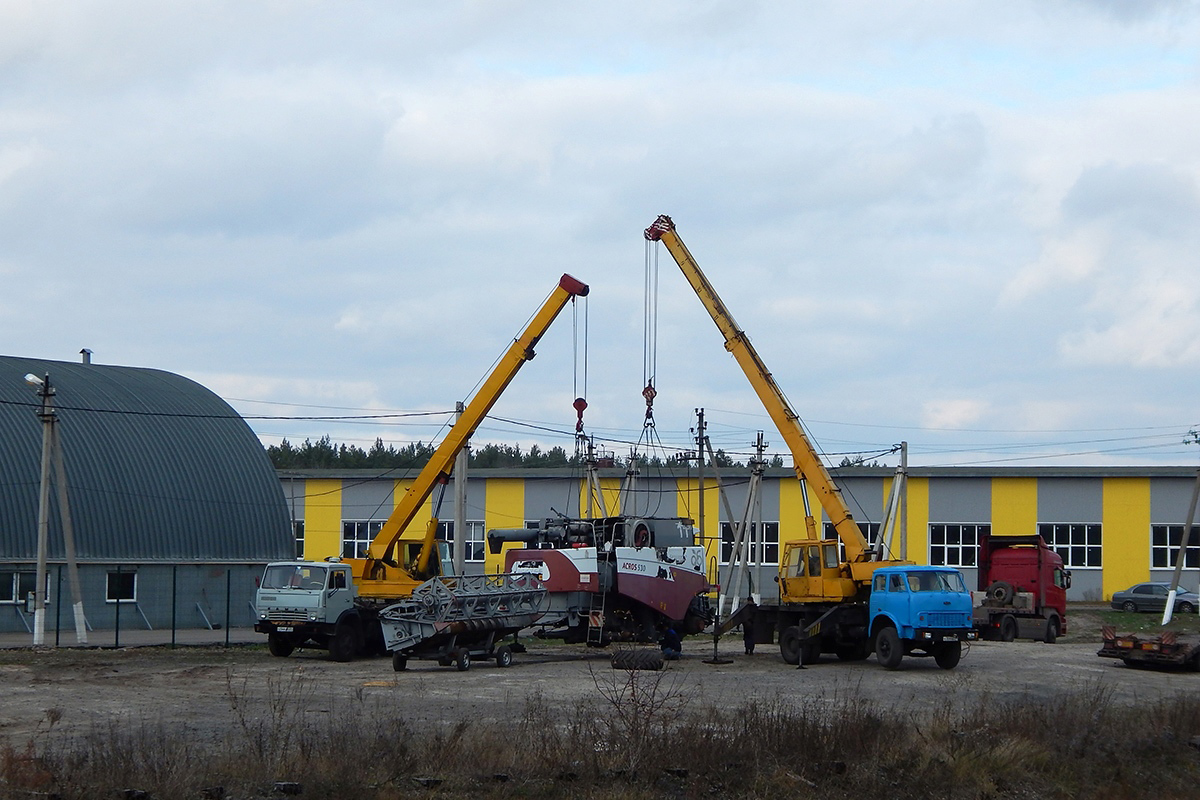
[869,565,977,670]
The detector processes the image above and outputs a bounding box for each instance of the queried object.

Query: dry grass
[4,667,1200,799]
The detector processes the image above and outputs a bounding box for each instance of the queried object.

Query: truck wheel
[267,634,294,658]
[875,626,903,670]
[999,615,1018,643]
[455,647,471,672]
[392,653,408,672]
[1044,618,1059,644]
[495,645,513,668]
[1121,601,1137,613]
[329,623,358,663]
[934,640,962,670]
[779,626,802,665]
[801,639,822,665]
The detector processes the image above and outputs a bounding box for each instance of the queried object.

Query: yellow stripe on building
[992,477,1037,537]
[485,477,525,574]
[905,477,929,562]
[1102,477,1150,601]
[304,479,343,560]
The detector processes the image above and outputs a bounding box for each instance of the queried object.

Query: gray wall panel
[929,478,990,523]
[340,481,394,521]
[1038,478,1101,523]
[1151,477,1200,524]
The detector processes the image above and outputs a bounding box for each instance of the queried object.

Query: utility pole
[25,372,87,646]
[453,401,467,577]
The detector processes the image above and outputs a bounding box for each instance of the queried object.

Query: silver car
[1110,582,1199,613]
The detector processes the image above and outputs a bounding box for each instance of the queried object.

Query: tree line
[265,436,779,470]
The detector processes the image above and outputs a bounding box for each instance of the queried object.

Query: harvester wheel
[611,648,664,671]
[999,615,1018,643]
[455,647,472,671]
[267,634,294,658]
[392,653,408,672]
[934,640,962,670]
[875,626,903,670]
[495,645,514,668]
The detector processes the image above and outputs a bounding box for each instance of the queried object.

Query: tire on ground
[495,645,513,668]
[392,653,408,672]
[611,648,665,671]
[1044,617,1058,644]
[329,623,359,663]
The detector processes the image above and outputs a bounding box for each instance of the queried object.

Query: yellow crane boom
[645,215,905,596]
[349,273,589,599]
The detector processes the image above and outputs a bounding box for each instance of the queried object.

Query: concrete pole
[899,441,908,562]
[453,401,467,577]
[32,374,54,647]
[51,426,87,644]
[1162,468,1200,625]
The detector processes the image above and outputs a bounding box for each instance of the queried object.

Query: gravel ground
[1,606,1196,750]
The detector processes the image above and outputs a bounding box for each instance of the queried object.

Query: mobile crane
[254,274,589,662]
[644,215,975,669]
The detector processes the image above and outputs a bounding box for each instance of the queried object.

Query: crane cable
[572,291,589,454]
[642,235,660,428]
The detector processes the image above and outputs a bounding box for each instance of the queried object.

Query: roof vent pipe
[80,348,92,364]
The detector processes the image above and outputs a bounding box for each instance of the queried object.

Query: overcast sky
[4,1,1200,469]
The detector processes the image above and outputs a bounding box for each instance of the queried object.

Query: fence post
[114,565,121,649]
[224,569,231,648]
[55,565,62,648]
[171,564,178,649]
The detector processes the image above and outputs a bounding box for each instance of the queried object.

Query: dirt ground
[2,606,1197,750]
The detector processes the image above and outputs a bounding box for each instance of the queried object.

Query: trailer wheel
[999,615,1018,643]
[329,623,358,663]
[392,653,408,672]
[934,640,962,670]
[780,626,802,665]
[1044,617,1059,644]
[455,647,472,672]
[267,634,294,658]
[875,626,903,670]
[495,645,513,668]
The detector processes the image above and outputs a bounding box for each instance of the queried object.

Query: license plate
[276,626,293,632]
[942,635,958,642]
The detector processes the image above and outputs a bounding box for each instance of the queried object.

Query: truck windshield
[262,564,327,590]
[907,571,965,593]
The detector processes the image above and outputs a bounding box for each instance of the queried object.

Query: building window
[0,572,43,605]
[929,523,988,568]
[342,520,384,559]
[436,520,486,562]
[720,522,779,565]
[1039,523,1102,568]
[293,520,305,560]
[106,571,137,604]
[1151,524,1200,569]
[823,521,883,562]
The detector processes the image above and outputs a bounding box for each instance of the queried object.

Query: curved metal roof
[0,355,291,562]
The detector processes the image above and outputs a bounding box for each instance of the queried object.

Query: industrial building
[280,464,1200,603]
[0,355,292,635]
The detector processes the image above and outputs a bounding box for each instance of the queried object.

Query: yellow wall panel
[485,478,525,574]
[904,477,929,563]
[992,477,1038,536]
[1102,478,1150,600]
[676,477,722,583]
[304,479,343,560]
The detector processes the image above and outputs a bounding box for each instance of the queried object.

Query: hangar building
[0,355,292,635]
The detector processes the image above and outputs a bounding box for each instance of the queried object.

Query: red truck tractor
[972,532,1070,643]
